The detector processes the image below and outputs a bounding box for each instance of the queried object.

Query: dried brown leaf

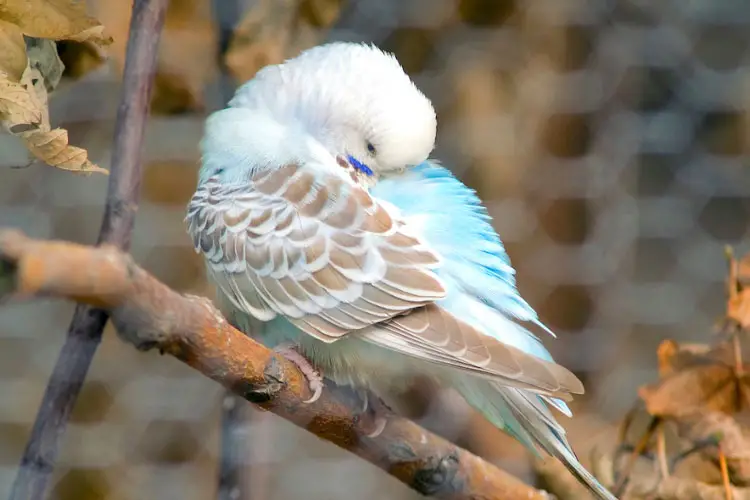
[302,0,345,27]
[0,65,106,174]
[677,412,750,485]
[611,251,750,499]
[88,0,216,114]
[726,248,750,330]
[21,127,107,174]
[733,249,750,286]
[641,334,750,419]
[628,476,750,500]
[225,0,295,82]
[0,19,27,81]
[673,449,727,486]
[0,0,112,46]
[639,364,743,418]
[657,339,681,378]
[226,0,344,82]
[657,339,713,378]
[727,291,750,331]
[0,0,107,173]
[150,0,217,113]
[587,434,750,499]
[0,72,42,127]
[56,40,106,79]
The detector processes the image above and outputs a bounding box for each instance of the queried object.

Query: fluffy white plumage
[205,43,436,182]
[188,42,617,500]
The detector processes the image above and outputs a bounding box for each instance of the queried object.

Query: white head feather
[200,43,437,185]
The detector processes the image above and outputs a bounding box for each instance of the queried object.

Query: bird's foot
[273,343,324,404]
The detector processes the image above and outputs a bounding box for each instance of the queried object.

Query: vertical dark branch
[212,0,241,106]
[210,1,249,498]
[99,0,169,246]
[331,0,398,44]
[218,394,253,500]
[9,1,169,499]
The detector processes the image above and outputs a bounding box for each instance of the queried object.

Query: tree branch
[0,229,550,500]
[9,1,169,499]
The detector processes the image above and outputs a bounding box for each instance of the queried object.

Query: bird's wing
[188,161,581,396]
[187,162,446,342]
[361,304,581,396]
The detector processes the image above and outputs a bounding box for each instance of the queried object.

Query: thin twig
[719,445,734,500]
[9,1,169,499]
[614,416,660,497]
[655,425,669,480]
[617,405,638,445]
[0,229,550,500]
[725,246,737,303]
[733,334,744,378]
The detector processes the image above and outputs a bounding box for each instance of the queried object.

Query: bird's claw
[273,343,324,404]
[365,415,387,438]
[303,379,324,404]
[353,388,390,438]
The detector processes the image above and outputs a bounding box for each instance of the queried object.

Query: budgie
[187,42,616,500]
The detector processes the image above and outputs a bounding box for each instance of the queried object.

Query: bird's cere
[346,155,374,176]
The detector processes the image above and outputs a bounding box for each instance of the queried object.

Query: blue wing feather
[372,162,536,318]
[372,161,556,359]
[373,161,571,416]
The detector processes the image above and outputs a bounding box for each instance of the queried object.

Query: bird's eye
[366,141,376,155]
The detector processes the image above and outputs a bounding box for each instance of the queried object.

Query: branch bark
[9,1,169,498]
[0,229,551,500]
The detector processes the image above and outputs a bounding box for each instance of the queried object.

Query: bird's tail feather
[455,378,618,500]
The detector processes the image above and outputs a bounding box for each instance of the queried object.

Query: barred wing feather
[187,163,445,342]
[362,305,582,396]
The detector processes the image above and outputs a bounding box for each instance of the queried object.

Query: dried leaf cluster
[538,250,750,500]
[607,249,750,500]
[0,0,110,174]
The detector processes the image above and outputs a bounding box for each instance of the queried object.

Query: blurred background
[1,0,749,498]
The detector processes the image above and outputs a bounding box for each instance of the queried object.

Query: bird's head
[217,42,437,187]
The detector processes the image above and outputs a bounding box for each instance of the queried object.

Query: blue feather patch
[347,155,374,176]
[372,161,559,357]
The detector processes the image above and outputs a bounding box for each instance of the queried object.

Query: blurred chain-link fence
[0,0,748,498]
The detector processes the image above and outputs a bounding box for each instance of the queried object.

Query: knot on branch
[231,354,286,403]
[412,451,463,496]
